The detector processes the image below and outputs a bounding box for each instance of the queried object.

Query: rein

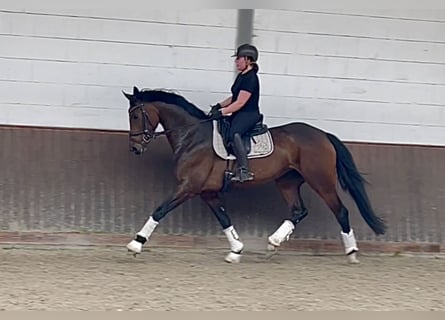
[128,103,212,143]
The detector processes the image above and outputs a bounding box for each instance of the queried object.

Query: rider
[208,43,262,183]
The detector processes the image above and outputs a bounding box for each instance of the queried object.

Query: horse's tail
[326,133,387,235]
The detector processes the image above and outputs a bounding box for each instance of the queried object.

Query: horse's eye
[132,115,139,120]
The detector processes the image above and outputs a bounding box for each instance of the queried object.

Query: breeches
[228,112,261,142]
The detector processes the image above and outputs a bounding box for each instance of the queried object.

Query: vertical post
[236,9,254,47]
[233,9,254,75]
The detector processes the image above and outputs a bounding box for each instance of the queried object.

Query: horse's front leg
[201,191,244,263]
[127,188,192,255]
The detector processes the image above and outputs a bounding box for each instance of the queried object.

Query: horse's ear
[133,86,140,95]
[122,90,133,101]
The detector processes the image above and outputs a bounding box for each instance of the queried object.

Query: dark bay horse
[123,86,386,263]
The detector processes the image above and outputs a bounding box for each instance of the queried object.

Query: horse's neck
[153,102,208,157]
[154,102,198,130]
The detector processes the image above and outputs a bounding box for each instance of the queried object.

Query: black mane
[135,89,208,120]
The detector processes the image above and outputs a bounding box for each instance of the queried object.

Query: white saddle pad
[212,121,274,160]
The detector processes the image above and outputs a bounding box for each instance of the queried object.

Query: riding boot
[231,133,254,182]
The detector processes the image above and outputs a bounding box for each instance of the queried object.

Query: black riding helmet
[232,43,258,62]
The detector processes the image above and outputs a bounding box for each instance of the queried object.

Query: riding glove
[208,108,223,121]
[211,103,222,110]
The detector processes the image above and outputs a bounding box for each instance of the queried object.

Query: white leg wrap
[341,229,359,255]
[268,220,295,247]
[225,251,242,263]
[223,225,244,253]
[347,252,360,264]
[126,239,143,253]
[137,216,159,239]
[126,216,159,254]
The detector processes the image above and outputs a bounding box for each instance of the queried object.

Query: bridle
[128,103,212,144]
[128,103,158,144]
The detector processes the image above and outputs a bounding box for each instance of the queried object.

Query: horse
[123,86,386,264]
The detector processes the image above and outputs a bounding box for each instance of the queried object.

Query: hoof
[267,243,277,251]
[265,249,278,260]
[347,252,360,264]
[225,251,242,263]
[126,240,143,254]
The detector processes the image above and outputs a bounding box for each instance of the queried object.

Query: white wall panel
[0,103,127,130]
[0,36,235,71]
[256,31,445,64]
[0,5,237,130]
[260,54,445,85]
[253,9,445,146]
[0,2,444,146]
[0,11,236,49]
[261,97,444,127]
[255,10,445,42]
[0,59,232,93]
[261,75,445,105]
[0,1,237,27]
[293,8,445,22]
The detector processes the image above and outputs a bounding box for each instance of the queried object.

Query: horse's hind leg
[321,192,359,263]
[304,173,359,264]
[201,191,243,263]
[268,171,308,250]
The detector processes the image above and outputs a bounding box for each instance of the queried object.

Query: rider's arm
[219,96,233,108]
[221,90,251,115]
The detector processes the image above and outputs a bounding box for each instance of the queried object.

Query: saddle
[212,114,274,160]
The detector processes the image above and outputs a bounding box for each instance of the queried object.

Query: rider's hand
[208,108,223,121]
[209,103,221,115]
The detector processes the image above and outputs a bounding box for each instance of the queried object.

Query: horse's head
[123,86,160,155]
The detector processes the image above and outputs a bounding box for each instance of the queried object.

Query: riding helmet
[232,43,259,61]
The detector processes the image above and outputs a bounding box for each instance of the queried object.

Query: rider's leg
[231,132,254,182]
[228,113,261,183]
